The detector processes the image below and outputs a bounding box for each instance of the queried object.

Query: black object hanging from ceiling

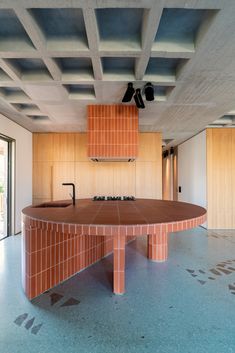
[134,88,145,109]
[122,82,155,108]
[144,82,154,101]
[122,82,135,102]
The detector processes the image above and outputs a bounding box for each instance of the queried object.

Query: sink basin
[33,202,72,208]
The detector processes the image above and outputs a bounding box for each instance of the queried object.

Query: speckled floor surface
[1,228,235,353]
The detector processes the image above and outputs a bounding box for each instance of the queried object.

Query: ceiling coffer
[87,105,138,162]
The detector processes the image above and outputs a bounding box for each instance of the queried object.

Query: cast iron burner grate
[93,196,135,201]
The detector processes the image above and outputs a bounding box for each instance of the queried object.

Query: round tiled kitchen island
[22,199,206,299]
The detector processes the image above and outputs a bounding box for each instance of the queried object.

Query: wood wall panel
[113,163,136,196]
[74,162,96,198]
[136,162,161,199]
[74,134,88,162]
[53,134,75,162]
[33,133,53,162]
[33,162,53,199]
[33,132,162,204]
[207,128,235,229]
[232,131,235,227]
[138,133,161,162]
[94,163,114,196]
[52,162,75,200]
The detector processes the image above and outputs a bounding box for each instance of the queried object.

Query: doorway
[0,135,14,240]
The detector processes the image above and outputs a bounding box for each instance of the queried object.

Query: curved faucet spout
[62,183,76,205]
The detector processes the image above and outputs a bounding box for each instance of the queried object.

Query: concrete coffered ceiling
[0,0,234,146]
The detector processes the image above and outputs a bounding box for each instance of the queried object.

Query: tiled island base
[22,213,206,300]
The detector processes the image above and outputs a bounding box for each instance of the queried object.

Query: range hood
[87,105,138,162]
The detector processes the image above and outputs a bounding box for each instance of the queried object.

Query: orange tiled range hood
[87,105,138,161]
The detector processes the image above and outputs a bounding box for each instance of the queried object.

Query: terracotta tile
[25,229,30,253]
[141,225,148,235]
[55,244,60,264]
[52,223,57,232]
[41,230,47,249]
[148,244,152,259]
[63,223,69,234]
[30,228,37,253]
[46,268,51,289]
[51,245,56,267]
[134,226,141,236]
[64,241,68,260]
[97,226,104,236]
[120,226,127,236]
[64,260,68,279]
[41,248,47,272]
[47,222,53,231]
[112,227,119,236]
[30,276,37,299]
[57,223,63,233]
[82,225,89,235]
[76,225,82,235]
[25,276,30,298]
[36,273,42,296]
[46,247,51,269]
[113,271,125,295]
[59,263,64,282]
[114,249,125,270]
[36,250,42,274]
[50,266,56,288]
[41,270,47,293]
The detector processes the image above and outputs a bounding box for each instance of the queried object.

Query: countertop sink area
[33,202,72,208]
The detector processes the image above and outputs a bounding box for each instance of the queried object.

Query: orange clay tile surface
[22,199,206,299]
[87,105,138,159]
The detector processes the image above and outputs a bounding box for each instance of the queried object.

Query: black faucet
[62,183,76,206]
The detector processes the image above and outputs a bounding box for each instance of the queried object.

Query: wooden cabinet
[33,132,162,203]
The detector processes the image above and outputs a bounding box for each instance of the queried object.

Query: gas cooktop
[93,196,135,201]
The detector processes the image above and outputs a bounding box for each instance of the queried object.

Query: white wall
[178,131,207,221]
[0,114,32,233]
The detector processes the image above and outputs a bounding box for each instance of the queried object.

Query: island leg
[148,231,168,262]
[113,234,126,294]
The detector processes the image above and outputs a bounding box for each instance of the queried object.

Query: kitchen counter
[22,199,206,299]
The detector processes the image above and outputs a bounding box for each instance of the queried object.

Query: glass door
[0,136,13,240]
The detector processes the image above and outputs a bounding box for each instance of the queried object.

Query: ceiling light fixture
[144,82,154,101]
[134,88,145,109]
[122,82,135,102]
[122,82,154,109]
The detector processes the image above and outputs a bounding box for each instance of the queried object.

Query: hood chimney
[87,105,138,162]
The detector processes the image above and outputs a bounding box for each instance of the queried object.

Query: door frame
[0,133,15,240]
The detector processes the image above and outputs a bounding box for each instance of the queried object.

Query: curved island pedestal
[22,199,206,300]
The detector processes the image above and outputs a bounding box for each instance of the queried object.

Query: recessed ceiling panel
[0,9,35,51]
[29,8,88,50]
[7,58,52,81]
[154,86,174,101]
[102,57,135,80]
[0,87,31,103]
[144,58,188,82]
[27,115,50,123]
[153,8,217,52]
[12,103,41,114]
[0,68,12,82]
[96,8,144,50]
[56,57,94,81]
[64,84,95,100]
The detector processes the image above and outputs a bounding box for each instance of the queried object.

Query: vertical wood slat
[87,105,138,159]
[206,128,235,229]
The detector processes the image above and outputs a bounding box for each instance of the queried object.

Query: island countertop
[22,198,206,226]
[22,199,206,300]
